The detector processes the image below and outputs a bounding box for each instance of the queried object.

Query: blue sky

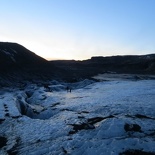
[0,0,155,60]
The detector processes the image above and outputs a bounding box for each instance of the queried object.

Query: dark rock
[60,108,74,112]
[147,131,155,136]
[17,100,28,115]
[78,116,85,119]
[7,138,20,155]
[72,123,95,131]
[120,149,155,155]
[69,123,95,134]
[68,130,77,135]
[135,114,155,120]
[88,115,114,125]
[80,111,89,114]
[69,115,115,134]
[0,119,5,124]
[0,136,7,148]
[32,109,40,114]
[124,123,141,132]
[50,102,60,107]
[25,91,33,98]
[5,109,9,112]
[4,104,7,108]
[62,147,68,154]
[5,113,10,117]
[12,116,22,119]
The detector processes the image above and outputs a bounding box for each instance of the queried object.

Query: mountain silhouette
[51,54,155,80]
[0,42,46,66]
[0,42,155,86]
[0,42,57,86]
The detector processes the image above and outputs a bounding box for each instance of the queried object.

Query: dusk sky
[0,0,155,60]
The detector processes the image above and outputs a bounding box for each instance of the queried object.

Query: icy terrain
[0,76,155,155]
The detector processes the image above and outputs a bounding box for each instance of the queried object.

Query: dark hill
[87,55,155,73]
[50,54,155,81]
[0,42,46,67]
[0,42,155,86]
[0,42,59,86]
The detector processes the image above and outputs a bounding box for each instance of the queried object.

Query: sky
[0,0,155,60]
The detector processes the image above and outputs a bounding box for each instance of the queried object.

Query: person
[66,86,69,92]
[69,88,71,93]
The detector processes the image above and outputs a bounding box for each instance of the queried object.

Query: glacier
[0,74,155,155]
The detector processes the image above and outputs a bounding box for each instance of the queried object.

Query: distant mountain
[87,55,155,73]
[0,42,46,67]
[51,54,155,80]
[0,42,155,87]
[0,42,58,86]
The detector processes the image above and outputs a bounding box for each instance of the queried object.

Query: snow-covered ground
[0,76,155,155]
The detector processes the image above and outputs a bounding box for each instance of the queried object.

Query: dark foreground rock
[120,149,155,155]
[0,136,7,148]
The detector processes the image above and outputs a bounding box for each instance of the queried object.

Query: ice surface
[0,78,155,154]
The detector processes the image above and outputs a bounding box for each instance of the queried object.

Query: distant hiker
[44,84,52,92]
[66,86,72,93]
[66,86,69,92]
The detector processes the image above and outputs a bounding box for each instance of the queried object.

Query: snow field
[0,79,155,154]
